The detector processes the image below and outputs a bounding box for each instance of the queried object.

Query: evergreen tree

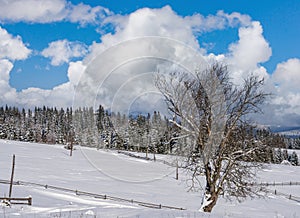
[282,149,289,161]
[289,151,299,166]
[275,149,283,163]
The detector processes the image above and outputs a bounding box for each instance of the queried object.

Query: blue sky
[0,0,299,126]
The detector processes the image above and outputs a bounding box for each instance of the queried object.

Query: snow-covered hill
[0,140,300,217]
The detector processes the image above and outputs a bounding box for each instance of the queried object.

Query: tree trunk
[200,163,219,212]
[200,190,218,212]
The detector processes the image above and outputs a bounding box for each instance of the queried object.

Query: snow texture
[0,139,299,217]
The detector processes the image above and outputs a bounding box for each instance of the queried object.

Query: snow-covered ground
[0,139,300,217]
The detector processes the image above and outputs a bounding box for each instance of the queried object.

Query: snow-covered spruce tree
[78,107,99,147]
[289,151,299,166]
[155,63,268,212]
[101,110,114,148]
[128,114,144,152]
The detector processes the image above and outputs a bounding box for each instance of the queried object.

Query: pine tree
[289,151,299,166]
[275,149,283,163]
[282,149,289,161]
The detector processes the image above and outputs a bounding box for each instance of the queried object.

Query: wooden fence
[243,181,300,203]
[0,179,185,210]
[247,181,300,186]
[2,178,300,208]
[270,189,300,203]
[117,150,175,167]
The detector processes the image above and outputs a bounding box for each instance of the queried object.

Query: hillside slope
[0,140,300,217]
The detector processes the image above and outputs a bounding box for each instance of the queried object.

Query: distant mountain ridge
[270,126,300,138]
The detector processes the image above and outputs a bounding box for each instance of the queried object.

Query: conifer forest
[0,105,299,166]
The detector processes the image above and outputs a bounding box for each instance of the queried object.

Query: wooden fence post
[176,160,179,180]
[70,140,73,157]
[68,130,74,157]
[9,154,15,198]
[28,196,32,205]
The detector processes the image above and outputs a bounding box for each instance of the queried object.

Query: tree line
[0,104,298,166]
[0,105,174,155]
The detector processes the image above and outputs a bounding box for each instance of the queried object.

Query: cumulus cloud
[0,59,13,87]
[41,39,87,66]
[0,27,30,105]
[184,10,251,34]
[67,61,86,86]
[0,27,31,60]
[87,6,252,63]
[273,58,300,93]
[216,10,251,27]
[263,58,300,126]
[77,7,258,112]
[89,6,202,58]
[18,82,74,108]
[0,0,111,24]
[68,3,111,25]
[0,0,66,23]
[0,59,18,105]
[223,21,272,85]
[228,21,272,71]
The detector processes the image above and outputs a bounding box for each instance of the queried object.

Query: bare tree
[155,63,268,212]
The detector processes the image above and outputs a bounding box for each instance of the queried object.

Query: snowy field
[0,139,300,217]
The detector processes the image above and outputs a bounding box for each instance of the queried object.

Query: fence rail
[117,150,175,167]
[269,189,300,203]
[247,181,300,186]
[0,179,185,211]
[0,197,32,205]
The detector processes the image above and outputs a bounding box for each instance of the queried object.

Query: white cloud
[263,58,300,125]
[216,10,251,27]
[41,39,87,66]
[0,0,111,24]
[68,3,111,25]
[0,59,12,82]
[78,7,257,112]
[18,82,74,108]
[0,0,66,23]
[0,27,30,105]
[228,21,272,72]
[273,58,300,92]
[88,6,252,63]
[223,21,272,86]
[67,61,86,86]
[102,6,201,48]
[0,26,31,60]
[183,10,251,34]
[0,59,17,105]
